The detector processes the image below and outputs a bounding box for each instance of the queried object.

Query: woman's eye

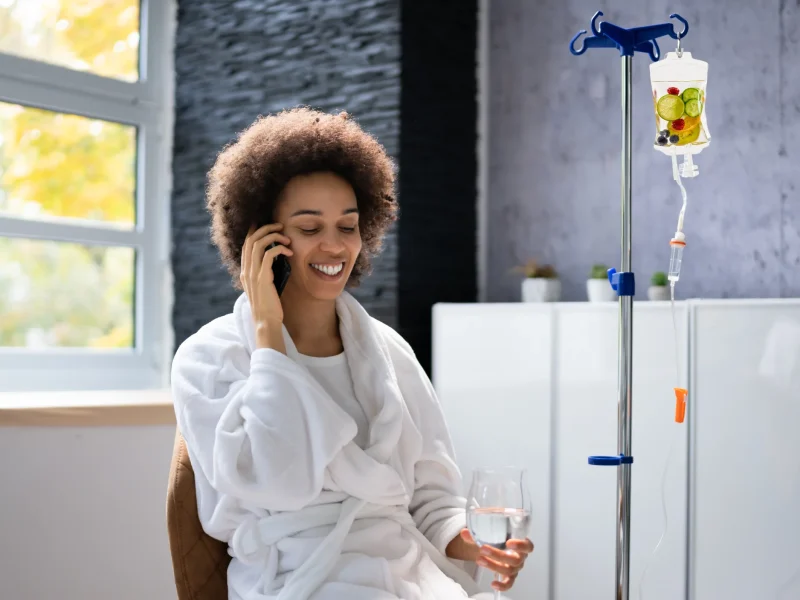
[297,225,356,234]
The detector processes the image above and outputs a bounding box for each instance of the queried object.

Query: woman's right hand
[240,224,293,350]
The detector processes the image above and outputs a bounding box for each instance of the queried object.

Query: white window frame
[0,0,175,392]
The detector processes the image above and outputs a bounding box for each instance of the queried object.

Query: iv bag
[650,51,710,155]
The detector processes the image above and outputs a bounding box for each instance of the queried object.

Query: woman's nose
[319,229,346,253]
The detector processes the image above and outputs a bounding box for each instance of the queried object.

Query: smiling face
[273,171,362,302]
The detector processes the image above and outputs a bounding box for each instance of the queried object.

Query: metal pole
[616,55,634,600]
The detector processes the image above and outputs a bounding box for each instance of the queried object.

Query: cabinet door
[554,303,689,600]
[691,302,800,600]
[432,303,553,600]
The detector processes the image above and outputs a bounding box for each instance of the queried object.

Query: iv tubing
[639,283,684,600]
[671,283,682,385]
[671,153,688,233]
[637,425,681,600]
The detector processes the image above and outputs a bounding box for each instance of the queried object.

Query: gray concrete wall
[486,0,800,302]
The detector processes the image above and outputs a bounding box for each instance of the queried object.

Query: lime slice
[681,87,700,102]
[657,94,685,121]
[684,98,702,117]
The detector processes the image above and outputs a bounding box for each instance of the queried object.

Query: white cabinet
[432,300,800,600]
[432,303,554,599]
[690,301,800,600]
[552,303,688,600]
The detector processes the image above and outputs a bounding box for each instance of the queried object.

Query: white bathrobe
[171,291,490,600]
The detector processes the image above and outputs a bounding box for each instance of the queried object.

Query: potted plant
[648,271,671,301]
[586,264,617,302]
[513,259,561,302]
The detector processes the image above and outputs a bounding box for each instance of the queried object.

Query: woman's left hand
[459,529,534,592]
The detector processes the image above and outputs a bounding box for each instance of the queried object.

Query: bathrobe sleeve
[380,323,469,556]
[171,316,357,512]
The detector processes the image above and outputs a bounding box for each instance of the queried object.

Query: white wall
[0,424,177,600]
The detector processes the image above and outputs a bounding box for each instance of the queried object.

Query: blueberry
[657,135,668,146]
[669,134,680,144]
[660,129,669,137]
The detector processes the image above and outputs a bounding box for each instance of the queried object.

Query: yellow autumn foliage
[0,0,140,349]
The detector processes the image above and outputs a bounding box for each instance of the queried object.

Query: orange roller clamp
[674,387,688,423]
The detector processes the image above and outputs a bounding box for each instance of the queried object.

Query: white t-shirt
[298,352,370,449]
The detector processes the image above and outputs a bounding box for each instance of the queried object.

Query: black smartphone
[267,242,291,296]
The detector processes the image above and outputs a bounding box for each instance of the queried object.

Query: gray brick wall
[171,0,400,349]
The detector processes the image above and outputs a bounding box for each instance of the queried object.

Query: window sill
[0,389,175,427]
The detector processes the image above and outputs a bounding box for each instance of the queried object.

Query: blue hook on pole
[590,10,604,36]
[668,13,689,39]
[569,11,689,61]
[569,29,616,55]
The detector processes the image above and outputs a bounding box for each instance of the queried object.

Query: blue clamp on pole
[607,267,635,297]
[588,454,634,466]
[570,11,689,62]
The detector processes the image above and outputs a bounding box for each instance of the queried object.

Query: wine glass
[466,467,531,599]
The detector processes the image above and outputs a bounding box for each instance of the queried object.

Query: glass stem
[494,573,502,599]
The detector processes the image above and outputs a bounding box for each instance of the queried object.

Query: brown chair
[167,430,231,600]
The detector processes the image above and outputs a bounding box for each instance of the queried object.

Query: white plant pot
[586,278,617,302]
[522,278,561,302]
[648,285,671,301]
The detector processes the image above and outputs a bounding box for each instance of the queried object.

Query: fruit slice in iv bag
[678,115,701,132]
[669,121,702,145]
[657,95,685,121]
[684,98,703,118]
[681,87,701,103]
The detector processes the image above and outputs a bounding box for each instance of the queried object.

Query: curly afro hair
[206,107,398,289]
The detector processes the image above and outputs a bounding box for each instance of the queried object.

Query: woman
[171,107,533,600]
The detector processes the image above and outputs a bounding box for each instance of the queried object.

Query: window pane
[0,0,140,82]
[0,101,137,227]
[0,237,135,348]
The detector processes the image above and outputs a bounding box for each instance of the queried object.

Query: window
[0,0,174,392]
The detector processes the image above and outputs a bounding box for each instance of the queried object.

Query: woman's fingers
[479,546,523,566]
[507,538,534,555]
[258,243,294,282]
[248,226,289,279]
[251,231,291,256]
[250,222,284,239]
[476,553,521,577]
[492,574,517,592]
[241,225,256,286]
[476,542,531,591]
[251,233,291,276]
[244,223,283,266]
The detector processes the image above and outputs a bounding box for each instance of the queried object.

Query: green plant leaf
[590,264,609,279]
[651,271,668,286]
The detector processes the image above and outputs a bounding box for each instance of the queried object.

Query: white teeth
[312,263,343,276]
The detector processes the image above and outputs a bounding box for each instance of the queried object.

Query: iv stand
[570,12,690,600]
[618,54,634,600]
